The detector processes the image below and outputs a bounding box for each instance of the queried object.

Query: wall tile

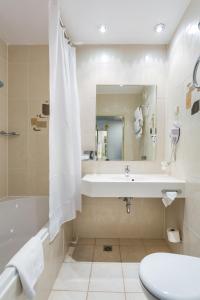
[166,0,200,255]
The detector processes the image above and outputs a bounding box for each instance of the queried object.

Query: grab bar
[0,131,20,136]
[193,56,200,88]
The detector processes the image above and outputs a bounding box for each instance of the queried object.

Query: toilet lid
[139,253,200,300]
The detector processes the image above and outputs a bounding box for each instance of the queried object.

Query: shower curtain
[49,0,81,241]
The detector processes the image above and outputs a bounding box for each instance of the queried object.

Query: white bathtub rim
[0,224,49,298]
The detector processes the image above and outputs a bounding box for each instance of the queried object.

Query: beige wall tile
[0,38,7,59]
[29,45,49,63]
[0,38,8,199]
[28,62,49,100]
[27,167,49,196]
[166,0,200,256]
[8,100,28,132]
[8,45,49,196]
[8,63,28,99]
[8,134,28,169]
[8,168,28,196]
[74,197,164,239]
[8,46,30,63]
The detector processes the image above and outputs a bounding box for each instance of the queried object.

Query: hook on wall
[0,80,4,88]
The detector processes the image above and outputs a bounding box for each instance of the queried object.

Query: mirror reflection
[96,85,157,161]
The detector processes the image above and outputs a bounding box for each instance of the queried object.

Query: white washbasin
[81,173,185,198]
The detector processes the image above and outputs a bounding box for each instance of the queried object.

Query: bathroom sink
[81,174,185,198]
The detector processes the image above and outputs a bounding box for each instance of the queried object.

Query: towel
[134,107,143,139]
[7,235,44,299]
[162,191,177,207]
[134,107,143,126]
[134,119,141,134]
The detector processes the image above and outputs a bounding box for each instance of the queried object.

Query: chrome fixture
[0,80,4,88]
[161,189,182,195]
[125,165,130,177]
[60,18,73,46]
[193,56,200,88]
[120,197,133,214]
[0,131,20,136]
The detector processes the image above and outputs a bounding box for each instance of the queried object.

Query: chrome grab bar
[0,131,20,136]
[193,56,200,88]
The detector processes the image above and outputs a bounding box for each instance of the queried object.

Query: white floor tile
[64,247,76,262]
[87,292,126,300]
[126,293,148,300]
[122,263,143,293]
[53,263,91,291]
[89,262,124,292]
[48,291,87,300]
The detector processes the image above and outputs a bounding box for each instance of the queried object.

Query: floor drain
[103,245,112,252]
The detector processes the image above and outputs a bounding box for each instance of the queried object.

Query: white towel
[7,235,44,299]
[162,191,177,207]
[134,107,143,126]
[134,119,141,134]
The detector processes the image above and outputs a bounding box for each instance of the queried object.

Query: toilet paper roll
[167,228,181,243]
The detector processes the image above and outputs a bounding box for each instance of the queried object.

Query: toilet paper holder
[161,189,182,194]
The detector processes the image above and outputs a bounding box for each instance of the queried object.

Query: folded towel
[162,191,177,207]
[7,235,44,299]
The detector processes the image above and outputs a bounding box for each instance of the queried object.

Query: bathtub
[0,196,72,300]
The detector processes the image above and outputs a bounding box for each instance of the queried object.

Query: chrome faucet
[124,165,130,177]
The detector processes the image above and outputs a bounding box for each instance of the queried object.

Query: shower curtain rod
[59,18,73,46]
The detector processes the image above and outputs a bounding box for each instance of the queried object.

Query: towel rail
[0,131,20,136]
[161,189,182,194]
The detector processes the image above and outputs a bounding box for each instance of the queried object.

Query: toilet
[139,252,200,300]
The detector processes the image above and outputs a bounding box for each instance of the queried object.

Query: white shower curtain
[49,0,81,241]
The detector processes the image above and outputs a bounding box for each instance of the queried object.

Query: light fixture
[98,24,107,33]
[154,23,165,33]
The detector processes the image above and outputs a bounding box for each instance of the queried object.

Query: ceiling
[0,0,190,45]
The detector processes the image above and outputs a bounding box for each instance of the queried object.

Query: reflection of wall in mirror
[96,94,141,160]
[96,117,123,160]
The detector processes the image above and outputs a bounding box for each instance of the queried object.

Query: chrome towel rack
[161,189,182,194]
[0,131,20,136]
[193,56,200,88]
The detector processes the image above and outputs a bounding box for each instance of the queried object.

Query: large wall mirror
[96,85,157,161]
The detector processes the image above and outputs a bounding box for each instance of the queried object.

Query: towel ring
[193,56,200,88]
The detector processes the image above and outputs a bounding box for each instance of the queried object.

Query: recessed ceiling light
[154,23,165,33]
[98,24,107,33]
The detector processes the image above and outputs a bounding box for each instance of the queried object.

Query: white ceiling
[0,0,190,45]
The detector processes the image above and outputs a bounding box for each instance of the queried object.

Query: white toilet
[139,252,200,300]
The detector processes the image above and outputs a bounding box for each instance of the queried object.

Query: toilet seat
[139,253,200,300]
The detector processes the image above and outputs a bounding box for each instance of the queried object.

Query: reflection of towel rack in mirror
[0,131,20,136]
[193,56,200,88]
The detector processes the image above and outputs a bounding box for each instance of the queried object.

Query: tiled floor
[49,262,147,300]
[48,239,171,300]
[72,238,171,263]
